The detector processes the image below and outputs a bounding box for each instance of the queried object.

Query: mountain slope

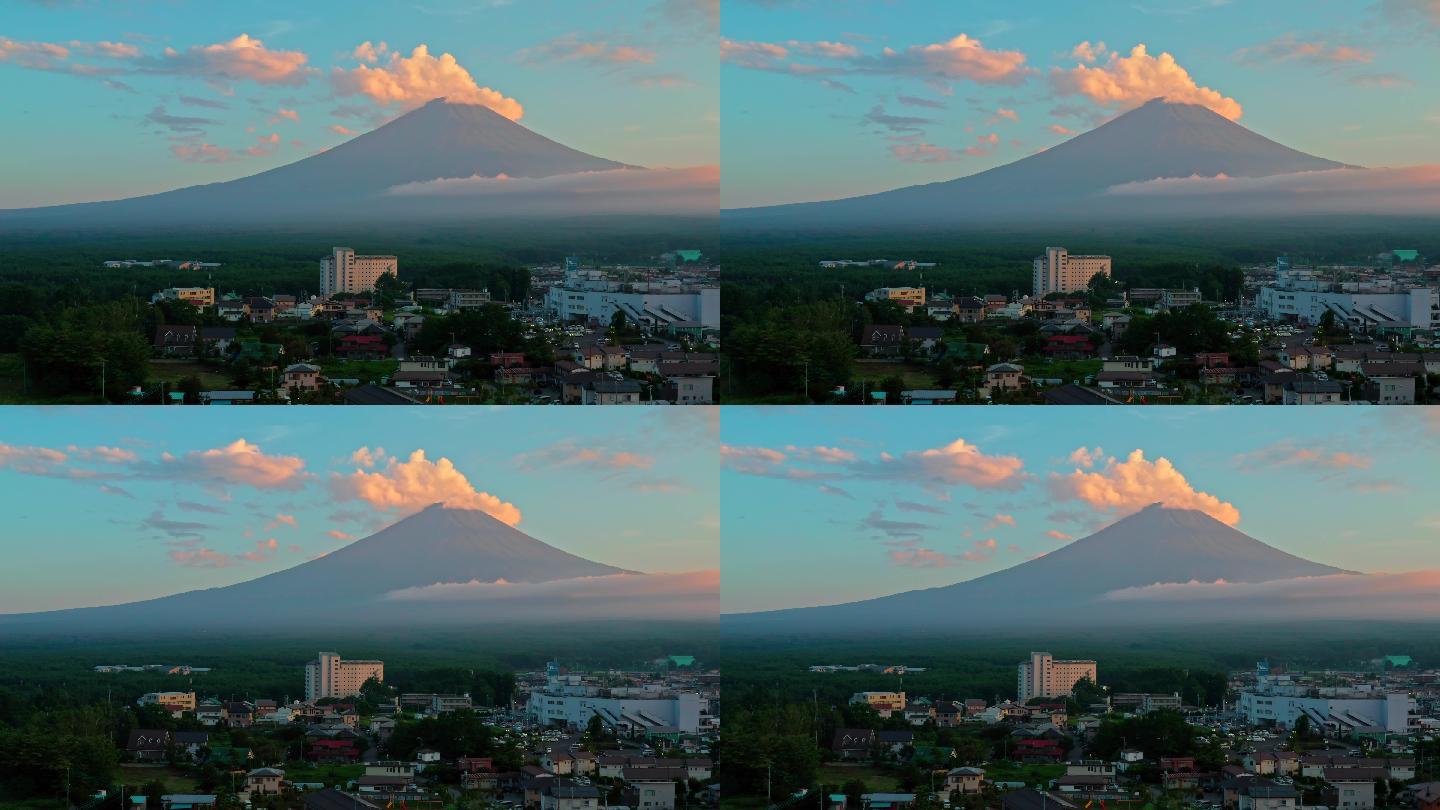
[0,504,631,630]
[725,504,1353,632]
[725,98,1352,226]
[0,99,635,227]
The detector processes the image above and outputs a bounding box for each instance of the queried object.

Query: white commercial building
[527,674,703,733]
[1017,652,1098,701]
[1256,268,1439,331]
[1239,687,1414,735]
[1033,247,1112,297]
[544,268,718,330]
[304,651,385,702]
[319,247,398,298]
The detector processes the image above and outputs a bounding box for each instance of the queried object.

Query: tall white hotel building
[319,246,398,297]
[304,651,385,701]
[1017,651,1098,701]
[1033,247,1112,297]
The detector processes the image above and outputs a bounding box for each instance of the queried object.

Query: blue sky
[721,407,1440,612]
[0,407,718,613]
[722,0,1440,207]
[1,0,718,207]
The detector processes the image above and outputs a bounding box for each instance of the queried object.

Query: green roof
[669,655,696,667]
[1385,655,1414,666]
[675,250,702,262]
[1392,250,1420,262]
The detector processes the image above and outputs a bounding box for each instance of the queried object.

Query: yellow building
[865,286,927,312]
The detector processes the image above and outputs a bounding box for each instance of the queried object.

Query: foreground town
[780,248,1438,405]
[732,651,1440,810]
[60,651,718,810]
[14,248,718,405]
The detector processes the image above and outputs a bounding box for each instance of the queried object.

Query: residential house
[833,728,875,761]
[584,378,642,405]
[945,767,984,795]
[154,325,198,358]
[859,325,905,358]
[985,362,1025,393]
[174,731,209,761]
[245,768,285,796]
[127,729,171,762]
[283,363,323,395]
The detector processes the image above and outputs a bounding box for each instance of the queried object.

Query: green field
[279,762,365,786]
[117,764,203,793]
[851,361,937,389]
[319,358,400,383]
[149,359,235,390]
[814,764,903,792]
[982,762,1065,787]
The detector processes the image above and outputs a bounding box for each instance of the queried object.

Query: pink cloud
[520,35,657,66]
[0,443,69,475]
[1236,441,1372,471]
[327,529,358,541]
[889,547,953,568]
[1067,446,1104,468]
[382,570,720,619]
[170,142,235,163]
[70,40,141,59]
[352,40,389,63]
[329,448,522,525]
[888,438,1028,490]
[783,445,857,463]
[866,33,1033,86]
[1071,40,1108,63]
[1049,123,1078,136]
[513,440,655,472]
[66,445,138,463]
[331,44,523,119]
[1237,34,1373,66]
[985,513,1017,529]
[169,548,237,568]
[1046,529,1075,541]
[891,142,963,163]
[720,39,790,69]
[787,40,860,59]
[1050,43,1243,121]
[244,132,281,157]
[329,123,359,136]
[992,107,1019,122]
[154,33,315,86]
[156,439,310,490]
[266,513,297,530]
[962,538,998,562]
[270,107,299,123]
[1049,448,1240,525]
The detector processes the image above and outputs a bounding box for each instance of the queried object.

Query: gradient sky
[721,407,1440,613]
[2,0,718,208]
[0,407,718,613]
[721,0,1440,207]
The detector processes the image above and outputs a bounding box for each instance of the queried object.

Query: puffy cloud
[151,33,315,86]
[156,439,309,490]
[383,166,718,215]
[520,35,657,66]
[0,443,69,475]
[329,448,522,525]
[1237,34,1373,66]
[265,513,297,530]
[1050,43,1243,121]
[69,40,140,59]
[331,44,523,119]
[352,40,389,64]
[985,513,1017,529]
[787,40,860,58]
[1048,449,1240,525]
[1071,40,1108,63]
[783,445,856,464]
[963,537,998,562]
[66,445,138,463]
[382,570,720,619]
[1068,446,1104,468]
[244,132,281,157]
[860,33,1033,85]
[991,107,1019,123]
[871,438,1028,490]
[269,107,300,124]
[0,37,71,70]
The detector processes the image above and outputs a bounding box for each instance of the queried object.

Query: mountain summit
[726,98,1352,226]
[724,504,1353,632]
[0,505,634,632]
[0,99,647,227]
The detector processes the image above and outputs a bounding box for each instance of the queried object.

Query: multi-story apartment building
[864,287,928,312]
[1239,687,1414,734]
[138,691,198,712]
[304,651,385,701]
[1033,247,1112,297]
[1017,652,1098,700]
[319,247,398,298]
[849,691,908,718]
[151,287,217,308]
